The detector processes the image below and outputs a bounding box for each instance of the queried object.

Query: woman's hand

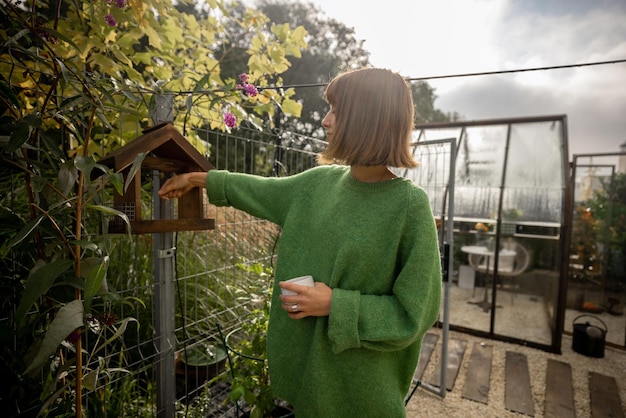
[279,281,332,319]
[158,172,207,200]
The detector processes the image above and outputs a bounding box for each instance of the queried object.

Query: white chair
[468,240,531,302]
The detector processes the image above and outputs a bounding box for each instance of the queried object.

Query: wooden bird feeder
[97,122,215,234]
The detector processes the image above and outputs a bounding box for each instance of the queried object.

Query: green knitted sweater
[206,165,441,418]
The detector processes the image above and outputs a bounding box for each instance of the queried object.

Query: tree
[257,0,370,136]
[213,0,452,139]
[410,80,451,124]
[258,0,452,135]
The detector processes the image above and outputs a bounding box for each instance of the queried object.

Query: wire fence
[92,120,324,416]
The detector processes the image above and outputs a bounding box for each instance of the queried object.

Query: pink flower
[224,112,236,128]
[104,14,116,27]
[115,0,127,7]
[238,73,249,83]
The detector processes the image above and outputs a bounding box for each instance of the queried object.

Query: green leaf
[94,85,116,105]
[243,389,256,406]
[120,88,140,102]
[83,256,109,313]
[147,95,157,116]
[124,152,147,193]
[70,239,100,253]
[31,175,48,194]
[82,369,99,391]
[250,406,263,418]
[39,27,81,51]
[75,156,97,178]
[15,259,74,326]
[58,160,78,195]
[7,216,44,248]
[55,58,71,85]
[87,204,131,236]
[7,114,42,152]
[192,73,210,93]
[6,28,31,45]
[59,94,84,110]
[227,384,245,402]
[92,317,136,356]
[111,46,132,67]
[0,80,19,108]
[24,299,84,375]
[280,98,302,117]
[108,171,124,195]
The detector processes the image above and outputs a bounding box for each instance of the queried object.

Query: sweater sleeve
[327,190,442,353]
[206,169,306,226]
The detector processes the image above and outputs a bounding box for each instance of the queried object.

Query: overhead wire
[252,58,626,91]
[404,58,626,82]
[3,57,623,96]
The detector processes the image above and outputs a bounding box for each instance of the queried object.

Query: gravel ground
[405,328,626,418]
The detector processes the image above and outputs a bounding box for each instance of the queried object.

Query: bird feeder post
[95,122,216,417]
[152,170,176,418]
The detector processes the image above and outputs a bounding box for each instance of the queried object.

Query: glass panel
[404,141,454,219]
[454,125,508,219]
[448,125,507,334]
[504,121,564,223]
[568,156,626,349]
[494,121,565,345]
[493,236,559,345]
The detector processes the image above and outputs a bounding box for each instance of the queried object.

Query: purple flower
[243,83,258,97]
[67,330,81,343]
[97,312,119,326]
[237,82,258,98]
[224,112,237,128]
[104,14,116,27]
[115,0,127,7]
[238,73,248,83]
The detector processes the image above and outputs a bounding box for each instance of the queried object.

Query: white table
[461,245,517,312]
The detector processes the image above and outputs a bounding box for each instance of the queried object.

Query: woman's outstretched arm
[158,172,208,200]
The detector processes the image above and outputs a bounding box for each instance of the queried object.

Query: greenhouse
[404,115,625,354]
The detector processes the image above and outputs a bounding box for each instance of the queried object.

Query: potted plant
[176,340,228,391]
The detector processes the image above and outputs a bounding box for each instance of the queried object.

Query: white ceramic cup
[280,275,314,296]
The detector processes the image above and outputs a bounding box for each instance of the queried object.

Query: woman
[159,67,441,417]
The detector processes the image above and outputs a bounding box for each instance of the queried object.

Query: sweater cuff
[206,170,229,206]
[328,288,361,353]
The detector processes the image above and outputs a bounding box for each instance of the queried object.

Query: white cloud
[308,0,506,79]
[287,0,626,157]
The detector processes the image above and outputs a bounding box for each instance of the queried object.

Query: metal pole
[413,137,456,399]
[153,170,176,418]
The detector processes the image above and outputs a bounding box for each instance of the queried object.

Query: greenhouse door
[400,137,456,398]
[567,152,626,350]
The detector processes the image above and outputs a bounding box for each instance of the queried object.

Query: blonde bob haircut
[319,67,418,168]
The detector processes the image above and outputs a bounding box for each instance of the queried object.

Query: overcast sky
[288,0,626,160]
